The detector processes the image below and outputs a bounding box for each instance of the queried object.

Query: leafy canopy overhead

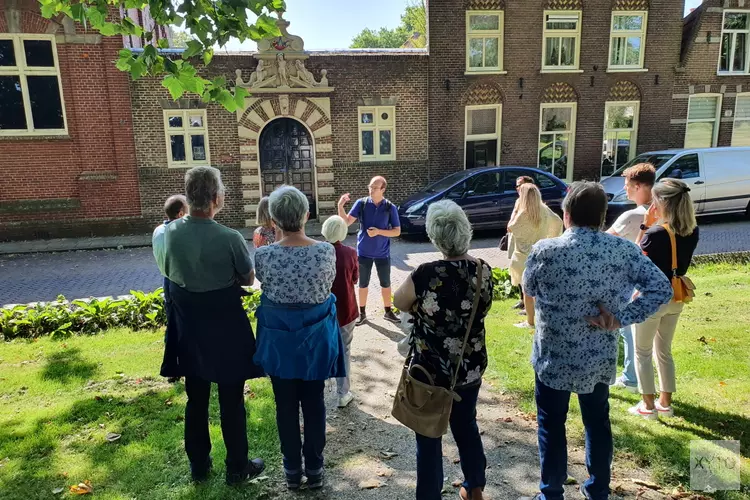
[38,0,287,111]
[350,0,426,49]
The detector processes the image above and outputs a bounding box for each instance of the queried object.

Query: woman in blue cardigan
[254,185,345,490]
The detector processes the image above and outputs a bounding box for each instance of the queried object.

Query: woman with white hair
[321,215,359,408]
[394,200,493,500]
[508,183,562,328]
[629,178,699,420]
[159,166,266,485]
[253,186,345,490]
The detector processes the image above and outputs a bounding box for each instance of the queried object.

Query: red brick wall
[428,0,683,182]
[0,2,143,239]
[671,0,750,148]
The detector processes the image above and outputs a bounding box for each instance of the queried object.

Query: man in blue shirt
[521,182,672,500]
[338,176,401,325]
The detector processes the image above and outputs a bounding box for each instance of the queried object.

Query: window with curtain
[602,102,639,177]
[538,103,576,181]
[542,11,582,71]
[465,104,501,169]
[164,109,210,167]
[732,94,750,146]
[685,95,721,148]
[608,12,648,70]
[466,11,504,73]
[719,10,750,74]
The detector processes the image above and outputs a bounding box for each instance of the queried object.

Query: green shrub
[2,266,516,340]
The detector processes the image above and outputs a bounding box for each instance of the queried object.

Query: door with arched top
[259,118,316,217]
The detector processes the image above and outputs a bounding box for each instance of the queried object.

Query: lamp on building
[590,76,595,87]
[519,77,524,89]
[444,79,450,91]
[655,75,660,85]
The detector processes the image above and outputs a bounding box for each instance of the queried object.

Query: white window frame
[601,101,640,177]
[538,102,577,182]
[731,92,750,146]
[717,10,750,76]
[607,11,648,71]
[541,10,582,72]
[685,93,723,148]
[465,10,505,74]
[0,33,67,136]
[464,104,502,168]
[358,106,396,162]
[163,109,211,168]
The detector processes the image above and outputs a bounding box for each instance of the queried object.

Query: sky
[218,0,705,52]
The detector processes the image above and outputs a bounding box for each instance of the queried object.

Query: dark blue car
[398,166,568,234]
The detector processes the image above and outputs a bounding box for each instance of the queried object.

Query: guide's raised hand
[338,193,351,207]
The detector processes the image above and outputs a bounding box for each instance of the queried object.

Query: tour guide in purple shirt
[338,176,401,326]
[520,182,672,500]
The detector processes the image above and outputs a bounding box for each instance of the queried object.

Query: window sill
[717,72,750,77]
[358,158,397,163]
[540,69,584,74]
[465,70,508,76]
[0,133,71,141]
[606,68,648,73]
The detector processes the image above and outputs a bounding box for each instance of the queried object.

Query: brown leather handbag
[391,262,484,438]
[662,223,696,303]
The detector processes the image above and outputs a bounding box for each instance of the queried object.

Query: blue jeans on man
[619,325,638,387]
[535,374,612,500]
[415,383,486,499]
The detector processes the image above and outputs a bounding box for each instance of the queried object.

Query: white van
[601,147,750,223]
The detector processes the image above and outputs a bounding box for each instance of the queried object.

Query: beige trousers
[634,301,684,395]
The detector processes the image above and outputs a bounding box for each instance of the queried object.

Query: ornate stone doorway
[259,118,316,216]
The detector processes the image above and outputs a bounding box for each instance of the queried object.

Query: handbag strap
[661,223,678,278]
[449,259,484,392]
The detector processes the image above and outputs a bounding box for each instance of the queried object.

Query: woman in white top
[508,183,562,328]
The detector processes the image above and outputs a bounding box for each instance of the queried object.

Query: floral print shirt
[410,259,494,388]
[255,242,336,304]
[523,227,673,394]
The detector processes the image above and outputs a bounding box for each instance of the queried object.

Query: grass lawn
[0,329,280,500]
[484,263,750,499]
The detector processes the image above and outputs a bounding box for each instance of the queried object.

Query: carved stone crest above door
[235,12,333,94]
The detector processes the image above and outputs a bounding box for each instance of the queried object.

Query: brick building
[0,0,145,240]
[2,0,747,239]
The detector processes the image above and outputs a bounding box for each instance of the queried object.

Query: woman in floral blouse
[252,196,276,248]
[394,200,494,500]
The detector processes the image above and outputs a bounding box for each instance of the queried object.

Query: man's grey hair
[184,166,225,212]
[426,200,473,257]
[321,215,348,243]
[268,185,309,232]
[562,181,608,229]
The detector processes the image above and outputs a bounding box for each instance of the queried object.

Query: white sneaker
[514,321,533,329]
[611,377,639,394]
[655,402,674,418]
[628,402,658,421]
[337,392,354,408]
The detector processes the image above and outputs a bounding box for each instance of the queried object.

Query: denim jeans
[184,376,248,475]
[415,383,486,499]
[619,325,637,387]
[535,374,612,500]
[270,377,326,477]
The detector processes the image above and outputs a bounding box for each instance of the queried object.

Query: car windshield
[608,153,675,177]
[424,170,473,193]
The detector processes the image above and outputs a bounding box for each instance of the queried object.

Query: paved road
[1,215,748,307]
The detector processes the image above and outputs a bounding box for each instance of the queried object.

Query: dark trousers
[184,376,248,475]
[270,377,326,477]
[163,277,171,341]
[415,383,486,499]
[535,374,612,500]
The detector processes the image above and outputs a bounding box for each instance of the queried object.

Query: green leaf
[70,3,85,23]
[129,60,146,79]
[216,89,237,111]
[202,48,214,66]
[163,75,185,100]
[183,40,203,59]
[116,57,132,72]
[234,86,249,109]
[157,38,170,49]
[86,8,106,28]
[99,23,119,36]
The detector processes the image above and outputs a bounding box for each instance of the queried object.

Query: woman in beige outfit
[508,184,563,328]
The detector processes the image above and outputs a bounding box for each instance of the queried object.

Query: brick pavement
[1,215,749,307]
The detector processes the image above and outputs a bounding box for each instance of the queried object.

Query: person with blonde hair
[321,215,359,408]
[253,196,276,248]
[629,178,699,420]
[508,183,563,328]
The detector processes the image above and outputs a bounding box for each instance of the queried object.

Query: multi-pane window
[466,11,504,73]
[732,94,750,146]
[542,11,582,71]
[0,34,66,135]
[608,12,647,69]
[719,10,750,74]
[358,106,395,161]
[465,105,501,169]
[164,110,210,167]
[602,102,639,177]
[685,95,722,148]
[538,103,576,181]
